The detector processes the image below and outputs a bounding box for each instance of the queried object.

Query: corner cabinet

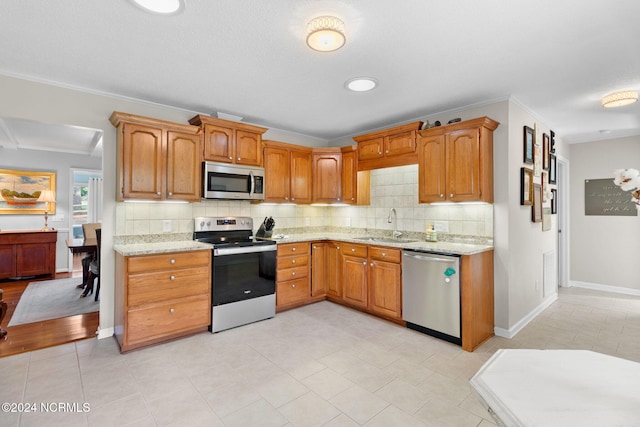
[114,249,211,352]
[263,140,312,204]
[188,115,267,166]
[341,147,371,205]
[312,149,342,203]
[418,116,499,203]
[0,231,57,279]
[110,112,202,202]
[353,121,423,171]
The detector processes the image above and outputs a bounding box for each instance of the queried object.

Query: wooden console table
[0,230,57,279]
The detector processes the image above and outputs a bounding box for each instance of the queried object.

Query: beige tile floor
[1,286,639,427]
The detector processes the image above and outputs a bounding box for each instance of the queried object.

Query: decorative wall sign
[0,169,56,215]
[585,178,638,216]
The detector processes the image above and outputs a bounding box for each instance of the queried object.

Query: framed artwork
[532,183,542,222]
[520,167,534,205]
[542,207,552,231]
[542,172,548,202]
[550,130,556,153]
[549,154,557,184]
[523,126,534,164]
[533,124,542,177]
[542,133,550,170]
[0,169,56,215]
[551,188,557,214]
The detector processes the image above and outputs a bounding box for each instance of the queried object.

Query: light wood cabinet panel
[325,242,341,298]
[369,259,401,319]
[354,122,422,170]
[461,250,494,352]
[311,243,327,297]
[277,278,310,306]
[111,112,202,202]
[418,116,498,204]
[0,231,57,279]
[114,249,211,353]
[189,115,267,166]
[276,242,311,310]
[312,150,342,203]
[264,141,312,204]
[342,254,368,308]
[340,147,370,205]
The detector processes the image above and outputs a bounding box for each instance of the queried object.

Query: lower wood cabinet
[114,249,211,352]
[0,231,57,279]
[368,246,402,320]
[340,243,369,309]
[276,242,313,310]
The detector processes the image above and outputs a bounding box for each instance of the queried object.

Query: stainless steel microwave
[202,162,265,200]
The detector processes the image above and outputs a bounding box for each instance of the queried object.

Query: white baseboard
[569,281,640,297]
[97,327,114,340]
[494,293,558,339]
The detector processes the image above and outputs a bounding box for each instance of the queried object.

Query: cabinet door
[290,149,312,204]
[385,130,416,156]
[447,128,481,202]
[16,243,52,277]
[418,134,446,203]
[235,130,262,166]
[121,123,165,200]
[0,245,16,279]
[313,153,342,203]
[311,243,326,297]
[203,124,234,163]
[166,131,202,202]
[326,242,341,298]
[264,146,291,203]
[342,255,368,308]
[357,137,384,161]
[369,259,401,319]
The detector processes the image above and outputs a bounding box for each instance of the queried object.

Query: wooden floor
[0,270,100,358]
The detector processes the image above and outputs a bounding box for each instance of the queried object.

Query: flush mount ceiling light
[306,16,346,52]
[130,0,185,15]
[345,77,378,92]
[601,90,638,108]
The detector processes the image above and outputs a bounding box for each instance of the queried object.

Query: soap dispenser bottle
[426,224,438,242]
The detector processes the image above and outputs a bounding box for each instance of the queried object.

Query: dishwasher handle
[403,251,457,263]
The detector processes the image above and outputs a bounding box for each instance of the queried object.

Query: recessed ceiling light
[601,90,638,108]
[129,0,185,15]
[345,77,378,92]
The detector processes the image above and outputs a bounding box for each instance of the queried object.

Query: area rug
[8,277,99,327]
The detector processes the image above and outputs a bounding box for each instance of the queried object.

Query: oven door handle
[214,245,277,256]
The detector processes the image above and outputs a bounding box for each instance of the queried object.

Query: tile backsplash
[115,165,493,240]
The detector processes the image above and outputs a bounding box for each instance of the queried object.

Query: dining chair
[81,228,101,301]
[80,222,101,289]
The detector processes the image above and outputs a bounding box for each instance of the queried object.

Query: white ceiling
[0,0,639,155]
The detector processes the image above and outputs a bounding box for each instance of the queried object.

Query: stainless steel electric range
[193,216,277,332]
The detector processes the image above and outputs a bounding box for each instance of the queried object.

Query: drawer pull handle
[292,284,296,288]
[381,253,386,257]
[292,247,296,251]
[370,263,374,267]
[170,308,175,313]
[351,248,355,252]
[244,290,251,294]
[170,275,175,281]
[292,272,296,276]
[363,261,367,266]
[292,259,296,264]
[228,156,233,160]
[170,259,176,264]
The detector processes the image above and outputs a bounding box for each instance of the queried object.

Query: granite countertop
[272,232,493,255]
[114,240,212,256]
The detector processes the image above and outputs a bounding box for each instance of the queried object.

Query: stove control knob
[199,221,205,227]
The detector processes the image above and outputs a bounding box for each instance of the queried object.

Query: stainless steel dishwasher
[402,250,461,345]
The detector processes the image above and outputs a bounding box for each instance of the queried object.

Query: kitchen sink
[353,236,419,244]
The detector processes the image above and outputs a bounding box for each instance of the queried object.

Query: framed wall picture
[532,183,542,222]
[542,172,548,202]
[542,133,550,170]
[549,154,557,184]
[523,126,534,164]
[520,167,534,205]
[551,188,557,214]
[550,130,556,153]
[0,169,56,215]
[533,124,542,177]
[542,207,552,231]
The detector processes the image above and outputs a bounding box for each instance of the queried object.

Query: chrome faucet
[387,208,402,239]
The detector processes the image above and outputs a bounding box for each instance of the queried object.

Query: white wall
[570,136,640,291]
[0,148,101,272]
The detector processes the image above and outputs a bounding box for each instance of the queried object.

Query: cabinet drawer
[277,278,310,305]
[127,266,210,306]
[277,265,308,281]
[340,243,368,258]
[276,254,309,270]
[369,246,401,263]
[127,250,210,274]
[126,296,210,344]
[277,243,309,256]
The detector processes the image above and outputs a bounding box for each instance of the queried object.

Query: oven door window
[212,251,276,305]
[207,172,251,194]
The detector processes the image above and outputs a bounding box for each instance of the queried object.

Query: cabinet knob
[385,150,389,153]
[170,259,176,264]
[337,198,341,201]
[170,308,175,314]
[156,192,161,196]
[168,192,173,196]
[313,246,317,249]
[292,247,296,251]
[292,284,296,288]
[440,194,444,198]
[351,197,355,201]
[292,271,296,276]
[336,246,340,250]
[291,259,296,264]
[170,275,175,280]
[381,253,386,257]
[237,157,241,161]
[378,151,382,155]
[351,248,355,252]
[291,198,295,201]
[363,261,367,265]
[370,263,374,267]
[285,197,289,200]
[450,194,454,198]
[228,156,233,160]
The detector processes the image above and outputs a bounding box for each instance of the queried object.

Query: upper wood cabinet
[341,146,370,205]
[188,115,267,166]
[353,121,423,171]
[312,149,342,203]
[263,140,312,204]
[110,112,202,202]
[418,116,499,203]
